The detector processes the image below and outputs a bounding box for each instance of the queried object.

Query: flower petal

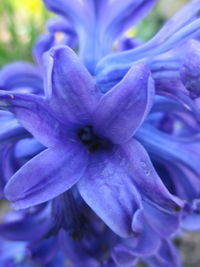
[180,39,200,99]
[111,244,138,267]
[143,201,181,237]
[93,64,154,144]
[96,0,200,91]
[131,208,161,255]
[0,144,17,198]
[77,145,142,238]
[136,124,200,177]
[0,62,43,94]
[144,239,181,267]
[0,211,50,241]
[122,139,183,211]
[101,0,156,54]
[33,34,54,68]
[46,17,76,34]
[112,209,161,264]
[0,91,66,147]
[5,142,88,209]
[43,0,91,30]
[44,46,99,125]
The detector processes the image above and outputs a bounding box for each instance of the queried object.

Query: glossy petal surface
[5,142,88,209]
[93,64,154,144]
[78,145,142,237]
[44,46,99,125]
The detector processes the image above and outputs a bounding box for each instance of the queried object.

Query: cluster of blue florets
[1,1,200,266]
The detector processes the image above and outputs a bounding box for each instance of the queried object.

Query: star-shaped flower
[0,46,183,241]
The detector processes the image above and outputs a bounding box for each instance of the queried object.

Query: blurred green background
[0,0,51,66]
[0,0,188,68]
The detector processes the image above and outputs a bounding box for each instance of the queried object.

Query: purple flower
[96,0,200,92]
[0,46,183,242]
[42,0,157,73]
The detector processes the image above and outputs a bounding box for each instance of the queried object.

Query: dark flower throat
[77,125,110,152]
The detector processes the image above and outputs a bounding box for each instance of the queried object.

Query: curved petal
[5,142,88,209]
[93,64,154,144]
[101,0,156,54]
[43,0,103,73]
[0,91,66,147]
[44,46,99,125]
[77,145,142,238]
[122,139,183,211]
[43,0,91,29]
[46,17,78,49]
[0,144,17,198]
[143,201,181,237]
[96,0,200,91]
[136,124,200,177]
[0,62,43,94]
[111,245,138,267]
[46,17,76,34]
[112,209,161,265]
[0,212,50,241]
[15,138,44,160]
[0,111,27,148]
[180,39,200,99]
[144,239,181,267]
[33,33,54,67]
[156,161,200,201]
[43,0,156,74]
[131,208,161,255]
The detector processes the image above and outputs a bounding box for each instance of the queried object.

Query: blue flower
[96,0,200,92]
[42,0,157,73]
[0,46,183,247]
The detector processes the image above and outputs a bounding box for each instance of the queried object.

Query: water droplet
[140,161,150,176]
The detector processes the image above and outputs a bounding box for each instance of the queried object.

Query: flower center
[77,125,110,152]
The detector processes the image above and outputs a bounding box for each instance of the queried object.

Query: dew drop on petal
[140,161,151,176]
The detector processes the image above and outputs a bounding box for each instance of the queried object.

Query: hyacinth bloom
[2,0,200,266]
[96,0,200,91]
[43,0,157,73]
[0,46,183,245]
